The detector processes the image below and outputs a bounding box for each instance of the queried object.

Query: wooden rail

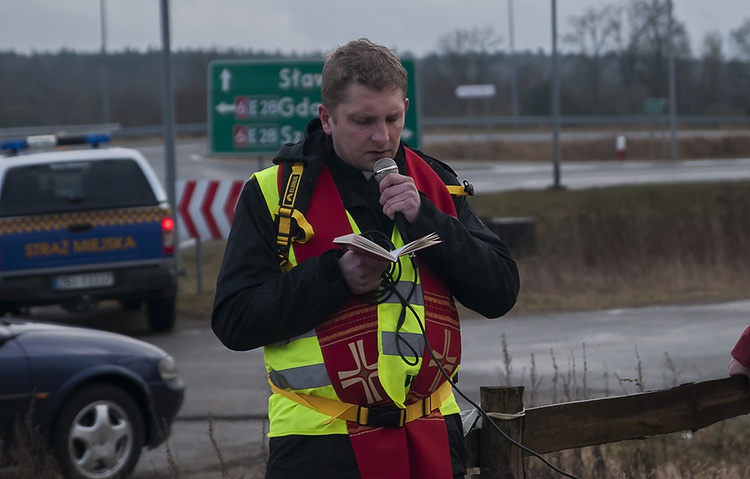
[465,376,750,477]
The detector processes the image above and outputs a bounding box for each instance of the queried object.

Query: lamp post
[508,0,519,124]
[160,0,177,225]
[667,0,678,159]
[100,0,110,125]
[551,0,562,189]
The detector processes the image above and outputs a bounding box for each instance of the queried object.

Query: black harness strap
[272,152,472,269]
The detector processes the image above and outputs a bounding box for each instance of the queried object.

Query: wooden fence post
[478,386,525,479]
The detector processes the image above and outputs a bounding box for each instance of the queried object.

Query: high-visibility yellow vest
[253,160,462,438]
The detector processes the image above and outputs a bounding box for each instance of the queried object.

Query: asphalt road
[34,296,749,478]
[123,137,750,194]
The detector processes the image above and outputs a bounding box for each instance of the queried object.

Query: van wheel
[146,296,176,332]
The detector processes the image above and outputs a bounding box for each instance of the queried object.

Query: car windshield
[0,158,158,216]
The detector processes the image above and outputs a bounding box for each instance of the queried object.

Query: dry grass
[176,179,750,319]
[523,429,750,479]
[465,177,750,315]
[0,405,63,478]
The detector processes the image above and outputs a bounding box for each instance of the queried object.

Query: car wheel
[53,384,144,479]
[146,296,176,332]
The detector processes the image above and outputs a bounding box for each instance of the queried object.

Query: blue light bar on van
[1,132,111,153]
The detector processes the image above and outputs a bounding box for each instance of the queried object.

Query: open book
[333,232,441,262]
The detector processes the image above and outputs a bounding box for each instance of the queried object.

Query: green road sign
[208,59,420,155]
[643,97,667,114]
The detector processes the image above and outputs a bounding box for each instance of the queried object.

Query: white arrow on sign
[215,102,236,115]
[220,68,232,92]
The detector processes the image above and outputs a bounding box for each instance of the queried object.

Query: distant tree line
[1,0,749,130]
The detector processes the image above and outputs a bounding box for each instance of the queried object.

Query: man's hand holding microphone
[338,158,421,295]
[373,157,421,225]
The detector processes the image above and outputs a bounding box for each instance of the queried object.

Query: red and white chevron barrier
[176,179,245,240]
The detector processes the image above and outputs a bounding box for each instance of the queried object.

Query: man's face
[318,83,409,172]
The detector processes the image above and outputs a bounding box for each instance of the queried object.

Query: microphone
[373,157,410,239]
[373,157,399,183]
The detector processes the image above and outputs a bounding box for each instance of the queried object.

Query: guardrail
[423,114,750,128]
[2,115,749,142]
[0,123,122,138]
[465,376,750,477]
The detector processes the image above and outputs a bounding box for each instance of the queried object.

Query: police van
[0,133,177,331]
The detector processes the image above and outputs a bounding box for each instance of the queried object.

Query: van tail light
[161,216,176,255]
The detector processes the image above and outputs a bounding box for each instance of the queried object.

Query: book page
[390,232,442,257]
[332,233,396,261]
[333,232,441,262]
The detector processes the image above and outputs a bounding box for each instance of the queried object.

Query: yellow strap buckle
[446,180,474,197]
[268,377,452,429]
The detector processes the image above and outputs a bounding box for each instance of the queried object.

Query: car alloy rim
[68,399,134,478]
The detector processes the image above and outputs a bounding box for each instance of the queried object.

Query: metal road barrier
[3,116,749,143]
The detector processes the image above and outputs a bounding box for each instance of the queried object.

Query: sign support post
[455,84,497,161]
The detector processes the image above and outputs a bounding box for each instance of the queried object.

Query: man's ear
[318,104,333,135]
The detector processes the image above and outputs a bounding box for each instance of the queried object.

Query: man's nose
[370,121,389,144]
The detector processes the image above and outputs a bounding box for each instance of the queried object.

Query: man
[212,38,520,479]
[729,326,750,379]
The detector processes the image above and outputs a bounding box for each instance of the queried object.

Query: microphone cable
[371,249,582,479]
[361,230,423,365]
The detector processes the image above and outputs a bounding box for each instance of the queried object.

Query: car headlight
[158,355,179,381]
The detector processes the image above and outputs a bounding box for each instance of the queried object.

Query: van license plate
[54,272,115,290]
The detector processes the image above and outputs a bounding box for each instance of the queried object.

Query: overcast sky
[2,0,749,58]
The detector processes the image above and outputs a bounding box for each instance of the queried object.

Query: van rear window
[0,158,158,217]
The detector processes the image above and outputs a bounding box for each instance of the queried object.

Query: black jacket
[211,119,520,351]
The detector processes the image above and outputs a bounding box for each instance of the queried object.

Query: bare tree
[629,0,690,96]
[699,31,724,106]
[435,25,503,84]
[609,0,690,112]
[728,18,750,106]
[730,18,750,59]
[563,4,619,111]
[610,5,640,91]
[437,25,503,55]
